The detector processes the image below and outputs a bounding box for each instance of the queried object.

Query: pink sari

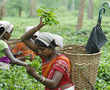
[42,54,74,90]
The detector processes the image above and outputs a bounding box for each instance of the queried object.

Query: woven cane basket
[60,45,101,90]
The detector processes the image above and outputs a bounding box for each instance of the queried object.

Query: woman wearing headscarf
[0,21,27,69]
[21,20,75,90]
[12,26,37,62]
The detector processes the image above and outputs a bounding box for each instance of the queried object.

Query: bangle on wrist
[41,77,46,83]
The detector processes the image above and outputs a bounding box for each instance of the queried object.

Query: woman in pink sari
[21,19,75,90]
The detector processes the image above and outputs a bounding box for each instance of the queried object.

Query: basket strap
[75,63,95,90]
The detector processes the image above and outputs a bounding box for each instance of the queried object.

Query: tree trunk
[30,0,36,17]
[76,0,86,30]
[72,0,75,11]
[88,0,94,19]
[68,0,75,11]
[0,0,7,19]
[62,0,67,8]
[18,8,22,17]
[0,8,3,20]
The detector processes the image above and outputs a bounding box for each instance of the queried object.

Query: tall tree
[40,0,60,8]
[15,0,24,17]
[88,0,94,19]
[0,0,7,19]
[63,0,67,6]
[67,0,75,10]
[7,0,25,17]
[76,0,86,30]
[74,0,80,9]
[29,0,36,17]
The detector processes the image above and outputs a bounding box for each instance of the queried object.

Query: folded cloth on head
[36,32,63,48]
[0,21,13,38]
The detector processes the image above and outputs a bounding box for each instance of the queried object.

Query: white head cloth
[0,21,14,38]
[0,21,13,33]
[36,32,63,48]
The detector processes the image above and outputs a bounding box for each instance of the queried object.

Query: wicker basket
[60,45,101,90]
[8,40,101,90]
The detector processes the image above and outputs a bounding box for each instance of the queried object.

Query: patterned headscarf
[25,26,63,48]
[0,21,14,38]
[36,32,63,48]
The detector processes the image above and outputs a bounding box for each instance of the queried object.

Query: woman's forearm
[11,58,27,66]
[21,22,45,41]
[31,72,57,88]
[4,48,27,67]
[17,57,26,61]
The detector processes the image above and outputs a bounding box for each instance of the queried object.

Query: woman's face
[2,32,11,40]
[2,28,13,40]
[31,35,37,40]
[36,45,53,57]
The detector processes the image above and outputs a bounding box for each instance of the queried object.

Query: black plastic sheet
[85,8,108,54]
[85,24,107,54]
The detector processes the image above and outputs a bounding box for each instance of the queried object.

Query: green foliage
[26,56,42,75]
[74,0,80,9]
[39,0,61,8]
[1,7,110,89]
[0,64,44,89]
[4,0,110,17]
[37,8,59,25]
[6,0,28,16]
[95,63,110,89]
[8,0,24,9]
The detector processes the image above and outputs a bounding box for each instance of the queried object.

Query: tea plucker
[21,20,75,90]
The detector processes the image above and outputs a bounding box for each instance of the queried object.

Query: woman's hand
[14,51,23,57]
[39,17,44,26]
[16,51,23,55]
[11,59,28,67]
[25,54,33,61]
[26,65,36,76]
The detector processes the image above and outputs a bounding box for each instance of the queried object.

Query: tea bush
[1,10,110,89]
